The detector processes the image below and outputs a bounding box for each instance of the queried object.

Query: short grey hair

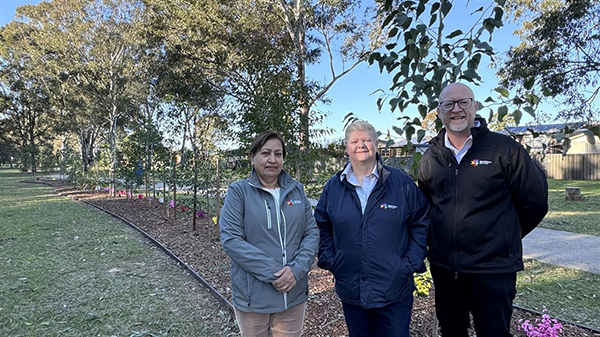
[345,120,378,144]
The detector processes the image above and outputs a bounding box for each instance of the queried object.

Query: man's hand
[272,266,297,293]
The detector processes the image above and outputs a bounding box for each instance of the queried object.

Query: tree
[370,0,540,143]
[277,0,385,180]
[499,0,600,123]
[0,30,54,173]
[1,0,151,185]
[278,1,376,146]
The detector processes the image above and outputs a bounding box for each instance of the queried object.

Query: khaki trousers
[234,301,307,337]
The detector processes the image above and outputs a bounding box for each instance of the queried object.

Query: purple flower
[196,211,206,219]
[518,309,563,337]
[169,200,175,208]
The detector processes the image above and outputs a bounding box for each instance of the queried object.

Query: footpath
[522,227,600,274]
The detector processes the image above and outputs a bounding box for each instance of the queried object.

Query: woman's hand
[272,266,297,293]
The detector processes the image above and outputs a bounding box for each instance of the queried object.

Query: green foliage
[371,0,542,148]
[500,0,600,123]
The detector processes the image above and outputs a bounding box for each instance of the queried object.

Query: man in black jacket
[417,83,549,337]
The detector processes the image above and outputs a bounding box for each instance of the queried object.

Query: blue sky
[1,0,542,141]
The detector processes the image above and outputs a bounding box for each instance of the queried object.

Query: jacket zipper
[452,162,459,273]
[280,210,288,309]
[264,200,272,229]
[274,199,288,309]
[255,182,290,309]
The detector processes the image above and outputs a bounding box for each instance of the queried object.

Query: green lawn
[540,179,600,236]
[516,259,600,330]
[520,179,600,329]
[0,168,238,336]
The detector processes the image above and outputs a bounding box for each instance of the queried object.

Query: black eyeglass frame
[438,98,474,111]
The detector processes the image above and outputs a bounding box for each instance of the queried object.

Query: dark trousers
[341,295,413,337]
[430,264,517,337]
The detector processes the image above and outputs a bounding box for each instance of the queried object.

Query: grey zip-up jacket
[220,169,319,313]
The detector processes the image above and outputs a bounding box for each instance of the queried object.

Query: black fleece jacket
[417,118,548,274]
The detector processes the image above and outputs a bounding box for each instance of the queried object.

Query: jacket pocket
[329,250,342,275]
[231,266,251,306]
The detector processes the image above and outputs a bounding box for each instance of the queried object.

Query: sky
[0,0,541,142]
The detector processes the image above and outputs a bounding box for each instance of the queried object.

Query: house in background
[378,137,431,158]
[568,132,600,154]
[502,123,600,180]
[500,123,600,154]
[378,123,600,157]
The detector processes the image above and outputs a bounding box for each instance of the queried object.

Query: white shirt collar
[341,162,379,182]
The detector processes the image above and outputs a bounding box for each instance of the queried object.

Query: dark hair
[249,131,286,160]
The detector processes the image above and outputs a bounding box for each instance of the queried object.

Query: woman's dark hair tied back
[249,130,287,160]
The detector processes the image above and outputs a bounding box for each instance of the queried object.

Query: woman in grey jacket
[220,131,319,337]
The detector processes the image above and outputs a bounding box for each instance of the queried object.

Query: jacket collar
[249,168,296,192]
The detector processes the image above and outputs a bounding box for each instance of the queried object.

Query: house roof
[501,123,583,135]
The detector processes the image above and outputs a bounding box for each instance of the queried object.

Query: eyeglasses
[439,98,474,111]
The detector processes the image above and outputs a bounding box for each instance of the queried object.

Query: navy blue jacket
[315,157,430,309]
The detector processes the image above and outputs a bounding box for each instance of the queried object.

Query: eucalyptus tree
[8,2,102,174]
[76,0,149,193]
[143,0,383,183]
[277,0,383,152]
[499,0,600,124]
[0,25,55,173]
[143,0,229,150]
[370,0,539,144]
[1,0,151,187]
[143,0,235,223]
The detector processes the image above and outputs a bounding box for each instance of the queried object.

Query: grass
[517,179,600,330]
[0,168,238,336]
[539,179,600,236]
[516,259,600,330]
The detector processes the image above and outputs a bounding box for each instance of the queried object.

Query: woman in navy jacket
[315,120,430,337]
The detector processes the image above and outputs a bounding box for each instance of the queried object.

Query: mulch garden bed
[38,179,599,337]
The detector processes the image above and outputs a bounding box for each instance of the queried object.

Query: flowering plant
[518,309,563,337]
[196,210,206,219]
[413,274,432,297]
[212,216,218,225]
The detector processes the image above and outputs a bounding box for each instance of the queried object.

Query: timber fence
[536,153,600,180]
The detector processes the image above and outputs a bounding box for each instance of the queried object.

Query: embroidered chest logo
[380,203,398,209]
[470,159,492,167]
[287,199,302,206]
